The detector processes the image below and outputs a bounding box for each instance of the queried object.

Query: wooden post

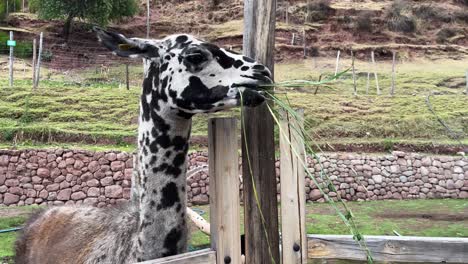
[291,33,296,45]
[126,64,130,90]
[280,109,307,264]
[32,38,37,89]
[285,2,289,24]
[34,32,43,89]
[302,28,306,59]
[334,50,340,76]
[391,51,396,96]
[351,50,357,96]
[22,0,25,11]
[371,51,380,95]
[366,72,370,95]
[208,118,242,264]
[146,0,150,38]
[466,70,468,95]
[243,0,280,263]
[9,31,14,87]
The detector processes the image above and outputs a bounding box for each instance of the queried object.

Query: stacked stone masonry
[0,149,466,207]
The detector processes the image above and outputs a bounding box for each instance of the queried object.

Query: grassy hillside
[0,58,466,151]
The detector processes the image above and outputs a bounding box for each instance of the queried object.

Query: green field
[1,199,467,261]
[0,57,466,150]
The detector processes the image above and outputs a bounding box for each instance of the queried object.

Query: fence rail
[307,235,468,263]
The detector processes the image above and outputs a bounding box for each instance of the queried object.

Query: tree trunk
[63,14,74,42]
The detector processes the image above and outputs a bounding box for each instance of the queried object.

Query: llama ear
[94,27,160,59]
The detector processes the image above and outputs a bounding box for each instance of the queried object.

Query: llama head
[96,28,272,117]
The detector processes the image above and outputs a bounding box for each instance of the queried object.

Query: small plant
[355,12,373,33]
[436,27,458,43]
[306,0,334,22]
[41,50,54,62]
[386,0,417,33]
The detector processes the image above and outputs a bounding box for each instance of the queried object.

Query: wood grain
[308,235,468,263]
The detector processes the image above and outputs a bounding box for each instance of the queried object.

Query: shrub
[41,50,53,62]
[305,0,334,22]
[355,12,373,32]
[386,0,417,33]
[436,28,457,43]
[0,0,21,20]
[0,32,33,58]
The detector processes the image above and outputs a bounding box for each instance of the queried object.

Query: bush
[436,28,457,43]
[386,0,417,33]
[29,0,40,13]
[305,0,334,22]
[355,12,373,33]
[0,0,21,20]
[41,50,53,62]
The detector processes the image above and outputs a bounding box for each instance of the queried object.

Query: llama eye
[185,53,207,65]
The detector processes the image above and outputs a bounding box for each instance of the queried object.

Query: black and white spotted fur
[15,28,272,264]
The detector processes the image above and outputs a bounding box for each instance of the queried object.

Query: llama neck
[135,64,192,261]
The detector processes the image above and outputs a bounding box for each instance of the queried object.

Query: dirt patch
[0,207,36,219]
[378,212,468,221]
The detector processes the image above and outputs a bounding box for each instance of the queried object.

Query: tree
[33,0,138,41]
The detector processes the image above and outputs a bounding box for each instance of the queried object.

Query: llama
[15,28,272,264]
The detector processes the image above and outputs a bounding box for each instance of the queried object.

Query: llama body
[15,29,272,263]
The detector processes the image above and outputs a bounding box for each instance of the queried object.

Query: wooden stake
[280,109,307,264]
[371,51,380,95]
[32,38,37,89]
[34,32,43,89]
[126,64,130,90]
[209,118,242,264]
[291,33,296,45]
[285,2,289,24]
[146,0,150,38]
[391,51,396,96]
[9,31,14,87]
[466,70,468,96]
[243,0,280,263]
[303,28,306,58]
[366,72,370,95]
[335,50,341,76]
[351,50,357,96]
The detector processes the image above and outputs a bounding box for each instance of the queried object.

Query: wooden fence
[135,116,468,264]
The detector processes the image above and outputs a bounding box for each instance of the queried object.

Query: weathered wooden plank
[208,118,241,264]
[280,109,307,264]
[308,235,468,263]
[242,0,281,263]
[136,249,216,264]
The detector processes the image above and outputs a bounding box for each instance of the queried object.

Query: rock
[409,186,419,194]
[453,166,463,174]
[57,189,72,201]
[446,180,455,190]
[399,176,408,183]
[110,161,125,172]
[74,160,85,169]
[372,175,383,184]
[100,177,114,186]
[4,193,20,205]
[46,183,60,192]
[124,169,133,180]
[420,167,429,176]
[105,153,117,161]
[421,157,432,166]
[71,191,86,200]
[84,198,98,205]
[308,189,322,201]
[0,174,6,185]
[392,193,402,199]
[192,194,209,205]
[454,180,464,189]
[459,191,468,199]
[105,185,123,198]
[88,161,100,173]
[113,171,124,181]
[5,179,19,187]
[87,187,100,197]
[9,187,22,195]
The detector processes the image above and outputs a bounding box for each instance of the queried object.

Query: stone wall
[0,149,467,207]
